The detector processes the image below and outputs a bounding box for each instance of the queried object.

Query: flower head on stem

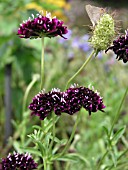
[28,85,105,120]
[106,29,128,63]
[17,11,68,39]
[1,152,38,170]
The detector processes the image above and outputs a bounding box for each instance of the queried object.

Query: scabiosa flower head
[89,13,115,53]
[1,152,38,170]
[17,11,68,39]
[105,29,128,63]
[29,88,66,120]
[29,85,105,120]
[64,84,106,115]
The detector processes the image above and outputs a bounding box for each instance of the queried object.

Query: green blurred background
[0,0,128,169]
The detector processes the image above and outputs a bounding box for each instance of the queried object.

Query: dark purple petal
[106,30,128,63]
[17,12,68,39]
[28,85,105,120]
[1,152,38,170]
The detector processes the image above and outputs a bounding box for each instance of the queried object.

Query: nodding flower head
[17,11,68,39]
[1,152,38,170]
[105,29,128,63]
[89,13,115,53]
[28,85,105,120]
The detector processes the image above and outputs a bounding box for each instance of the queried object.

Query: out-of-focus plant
[0,1,128,170]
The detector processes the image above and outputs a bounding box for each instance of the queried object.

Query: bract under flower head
[89,13,115,52]
[1,152,38,170]
[17,11,68,39]
[105,29,128,63]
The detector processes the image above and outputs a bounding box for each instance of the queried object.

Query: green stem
[22,74,39,117]
[40,37,45,90]
[49,113,56,152]
[109,86,128,137]
[96,86,128,169]
[43,158,47,170]
[96,149,109,170]
[65,50,95,90]
[107,148,128,170]
[61,112,81,156]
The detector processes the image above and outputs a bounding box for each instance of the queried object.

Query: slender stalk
[43,158,47,170]
[109,86,128,137]
[4,64,12,143]
[22,74,40,117]
[49,113,56,152]
[61,112,81,156]
[65,50,95,90]
[107,148,128,170]
[96,149,109,170]
[40,37,45,90]
[97,86,128,169]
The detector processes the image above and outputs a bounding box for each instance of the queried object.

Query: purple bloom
[29,89,65,120]
[79,44,90,52]
[28,85,105,120]
[64,85,105,115]
[105,29,128,63]
[1,152,38,170]
[17,11,68,39]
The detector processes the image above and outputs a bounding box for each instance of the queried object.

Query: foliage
[0,1,128,170]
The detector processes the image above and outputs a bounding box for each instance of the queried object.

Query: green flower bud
[89,13,115,52]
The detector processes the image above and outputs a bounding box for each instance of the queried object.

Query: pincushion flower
[17,11,68,39]
[1,152,38,170]
[105,29,128,63]
[29,88,65,120]
[29,85,105,120]
[65,85,106,115]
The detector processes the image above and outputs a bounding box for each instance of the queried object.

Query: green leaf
[111,126,126,145]
[103,126,109,136]
[55,154,78,162]
[20,147,41,157]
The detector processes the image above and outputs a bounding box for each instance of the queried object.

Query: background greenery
[0,0,128,169]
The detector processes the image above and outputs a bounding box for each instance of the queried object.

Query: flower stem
[107,148,128,170]
[43,158,47,170]
[109,86,128,137]
[22,74,40,117]
[96,149,109,170]
[40,37,45,90]
[49,112,56,152]
[61,111,81,156]
[65,50,95,90]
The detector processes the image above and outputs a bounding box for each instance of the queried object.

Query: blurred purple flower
[79,44,90,52]
[71,37,80,48]
[79,34,91,52]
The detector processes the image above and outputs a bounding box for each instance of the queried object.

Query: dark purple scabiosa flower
[105,29,128,63]
[29,85,105,120]
[29,88,66,120]
[64,84,106,115]
[17,11,68,39]
[1,152,38,170]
